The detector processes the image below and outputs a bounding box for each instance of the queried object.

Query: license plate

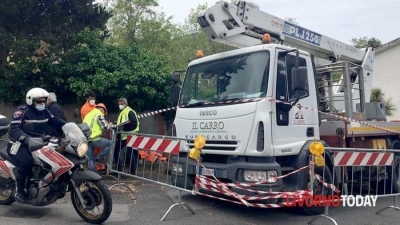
[200,168,216,176]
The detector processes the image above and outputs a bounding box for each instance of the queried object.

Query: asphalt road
[1,177,400,225]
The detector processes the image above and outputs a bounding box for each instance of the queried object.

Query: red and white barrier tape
[266,98,400,134]
[193,191,289,208]
[137,98,263,118]
[138,97,399,134]
[314,174,340,194]
[137,107,176,118]
[193,161,340,207]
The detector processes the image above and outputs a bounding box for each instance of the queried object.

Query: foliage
[370,87,396,117]
[0,0,111,66]
[350,37,382,48]
[107,0,160,46]
[56,29,172,113]
[0,0,111,105]
[108,1,237,71]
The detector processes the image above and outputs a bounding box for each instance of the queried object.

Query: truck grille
[188,140,238,151]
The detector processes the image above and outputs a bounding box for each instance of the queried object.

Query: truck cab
[172,43,322,194]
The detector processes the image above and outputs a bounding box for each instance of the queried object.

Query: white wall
[372,43,400,120]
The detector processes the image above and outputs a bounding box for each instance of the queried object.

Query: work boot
[15,173,28,204]
[95,158,107,163]
[15,192,28,204]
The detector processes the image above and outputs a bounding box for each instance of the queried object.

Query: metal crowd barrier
[105,130,196,221]
[99,131,400,224]
[188,143,400,225]
[309,147,400,225]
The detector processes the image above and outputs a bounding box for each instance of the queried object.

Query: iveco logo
[200,110,217,116]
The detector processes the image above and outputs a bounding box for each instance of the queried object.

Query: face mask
[119,104,125,110]
[36,104,45,111]
[89,100,95,105]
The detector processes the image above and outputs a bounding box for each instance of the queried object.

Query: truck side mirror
[170,72,181,106]
[291,66,308,92]
[171,73,180,83]
[73,109,80,119]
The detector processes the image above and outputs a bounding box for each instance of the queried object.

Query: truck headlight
[244,170,277,182]
[172,164,183,173]
[77,142,88,158]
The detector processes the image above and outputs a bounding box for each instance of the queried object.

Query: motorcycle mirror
[60,139,71,147]
[73,109,80,119]
[23,123,34,132]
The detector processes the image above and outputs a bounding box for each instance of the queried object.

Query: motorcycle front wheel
[71,180,113,224]
[0,178,15,205]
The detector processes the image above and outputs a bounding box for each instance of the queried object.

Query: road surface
[0,177,399,225]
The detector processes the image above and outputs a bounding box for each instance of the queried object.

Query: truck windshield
[180,51,270,106]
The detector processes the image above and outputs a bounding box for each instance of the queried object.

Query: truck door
[271,50,319,156]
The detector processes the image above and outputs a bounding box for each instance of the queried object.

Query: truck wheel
[391,155,400,193]
[301,166,333,215]
[387,140,400,193]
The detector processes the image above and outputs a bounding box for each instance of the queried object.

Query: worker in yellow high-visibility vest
[83,103,112,172]
[114,97,139,174]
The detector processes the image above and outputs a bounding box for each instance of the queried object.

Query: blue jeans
[87,138,111,172]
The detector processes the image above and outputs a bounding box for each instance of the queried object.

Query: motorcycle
[0,120,113,224]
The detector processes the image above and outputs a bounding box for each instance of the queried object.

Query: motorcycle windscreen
[62,123,87,146]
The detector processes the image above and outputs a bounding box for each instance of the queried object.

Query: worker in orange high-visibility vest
[80,91,96,121]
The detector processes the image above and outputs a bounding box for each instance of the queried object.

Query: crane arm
[197,1,370,64]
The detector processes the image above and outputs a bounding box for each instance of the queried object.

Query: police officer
[7,87,65,203]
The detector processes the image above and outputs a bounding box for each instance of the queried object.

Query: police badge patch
[13,111,22,118]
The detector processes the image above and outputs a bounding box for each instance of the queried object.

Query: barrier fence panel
[191,153,337,209]
[308,147,400,225]
[105,130,196,221]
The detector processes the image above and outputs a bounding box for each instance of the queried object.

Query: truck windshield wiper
[184,100,209,107]
[220,98,241,102]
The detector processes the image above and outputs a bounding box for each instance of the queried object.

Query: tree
[168,3,237,69]
[58,29,172,113]
[370,87,396,117]
[0,0,111,67]
[107,0,160,46]
[0,0,111,104]
[350,37,382,48]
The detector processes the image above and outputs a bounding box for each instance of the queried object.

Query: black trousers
[114,134,138,174]
[7,143,33,192]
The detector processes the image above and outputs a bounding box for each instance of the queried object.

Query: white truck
[170,1,400,214]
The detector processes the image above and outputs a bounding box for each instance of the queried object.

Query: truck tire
[387,140,400,193]
[301,165,333,215]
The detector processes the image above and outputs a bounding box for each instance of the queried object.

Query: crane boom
[197,1,369,64]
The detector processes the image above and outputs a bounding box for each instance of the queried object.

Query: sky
[156,0,399,45]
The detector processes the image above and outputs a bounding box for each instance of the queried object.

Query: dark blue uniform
[7,105,65,186]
